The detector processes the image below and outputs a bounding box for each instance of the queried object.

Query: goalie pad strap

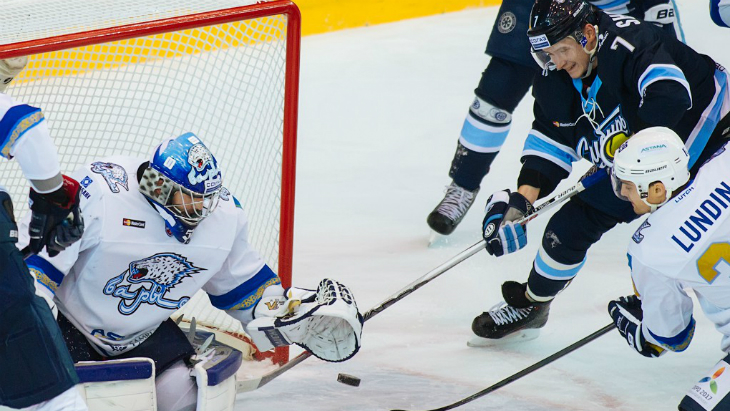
[261,327,291,349]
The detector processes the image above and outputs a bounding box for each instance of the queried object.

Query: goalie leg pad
[190,344,242,411]
[75,358,156,411]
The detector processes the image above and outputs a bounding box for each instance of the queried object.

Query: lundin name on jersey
[672,181,730,252]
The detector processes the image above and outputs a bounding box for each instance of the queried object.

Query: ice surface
[236,2,730,410]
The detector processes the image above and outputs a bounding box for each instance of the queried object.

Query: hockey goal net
[0,0,299,365]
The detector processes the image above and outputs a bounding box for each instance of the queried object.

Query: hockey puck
[337,373,361,387]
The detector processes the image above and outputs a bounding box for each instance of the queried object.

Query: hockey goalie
[17,133,364,411]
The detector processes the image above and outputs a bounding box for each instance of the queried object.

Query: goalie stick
[390,324,614,411]
[235,170,608,394]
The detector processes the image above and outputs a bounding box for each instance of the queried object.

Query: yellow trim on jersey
[30,267,59,293]
[1,110,44,158]
[228,277,282,311]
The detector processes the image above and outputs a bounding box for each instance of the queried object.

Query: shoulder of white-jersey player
[0,95,65,186]
[627,252,697,354]
[0,93,40,159]
[199,187,283,327]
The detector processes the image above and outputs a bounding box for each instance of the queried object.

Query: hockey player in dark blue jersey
[427,0,684,236]
[0,58,87,410]
[470,0,730,342]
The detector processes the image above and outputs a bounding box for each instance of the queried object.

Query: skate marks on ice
[467,329,541,347]
[236,357,619,411]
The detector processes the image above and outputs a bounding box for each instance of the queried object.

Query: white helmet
[611,126,690,212]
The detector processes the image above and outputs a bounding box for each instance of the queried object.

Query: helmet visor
[610,166,630,202]
[531,49,556,71]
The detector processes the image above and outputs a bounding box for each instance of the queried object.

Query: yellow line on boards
[12,1,501,81]
[297,0,501,35]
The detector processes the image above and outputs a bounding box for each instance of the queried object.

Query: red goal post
[0,0,300,365]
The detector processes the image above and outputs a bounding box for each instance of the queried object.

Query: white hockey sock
[18,386,88,411]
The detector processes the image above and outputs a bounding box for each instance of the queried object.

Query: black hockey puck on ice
[337,373,361,387]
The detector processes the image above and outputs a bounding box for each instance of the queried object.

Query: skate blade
[428,230,446,247]
[467,329,541,347]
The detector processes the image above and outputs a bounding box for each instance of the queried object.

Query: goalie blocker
[246,278,364,362]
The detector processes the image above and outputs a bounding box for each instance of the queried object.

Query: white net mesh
[0,1,296,343]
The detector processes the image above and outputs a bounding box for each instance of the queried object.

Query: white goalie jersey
[18,156,282,356]
[629,145,730,353]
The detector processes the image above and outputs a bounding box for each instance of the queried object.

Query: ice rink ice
[237,1,730,410]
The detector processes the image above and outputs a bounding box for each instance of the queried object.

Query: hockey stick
[390,323,614,411]
[235,171,608,393]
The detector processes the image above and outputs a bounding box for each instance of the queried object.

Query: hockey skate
[427,182,479,238]
[468,281,551,347]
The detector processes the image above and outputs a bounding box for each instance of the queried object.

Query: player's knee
[468,96,511,125]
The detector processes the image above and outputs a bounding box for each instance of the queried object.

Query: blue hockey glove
[608,295,665,358]
[482,189,532,257]
[28,175,85,257]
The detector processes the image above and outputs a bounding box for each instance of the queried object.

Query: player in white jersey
[712,0,730,27]
[18,132,364,411]
[608,127,730,410]
[0,58,87,410]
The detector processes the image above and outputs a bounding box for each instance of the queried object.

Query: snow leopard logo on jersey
[632,220,651,244]
[219,187,231,201]
[103,253,206,315]
[187,143,220,189]
[91,162,129,193]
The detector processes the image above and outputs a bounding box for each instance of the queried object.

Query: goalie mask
[139,132,222,243]
[611,127,690,212]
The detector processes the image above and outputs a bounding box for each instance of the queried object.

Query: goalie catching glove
[246,278,363,362]
[608,295,665,358]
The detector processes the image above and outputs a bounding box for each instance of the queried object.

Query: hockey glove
[246,278,364,362]
[0,56,28,92]
[608,295,665,358]
[482,189,533,257]
[28,175,84,257]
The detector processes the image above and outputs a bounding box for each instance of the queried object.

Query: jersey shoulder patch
[90,161,130,194]
[219,187,242,209]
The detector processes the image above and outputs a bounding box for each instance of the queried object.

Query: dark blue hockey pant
[0,191,78,408]
[526,176,638,299]
[449,57,537,191]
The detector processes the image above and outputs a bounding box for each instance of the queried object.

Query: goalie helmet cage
[0,0,300,365]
